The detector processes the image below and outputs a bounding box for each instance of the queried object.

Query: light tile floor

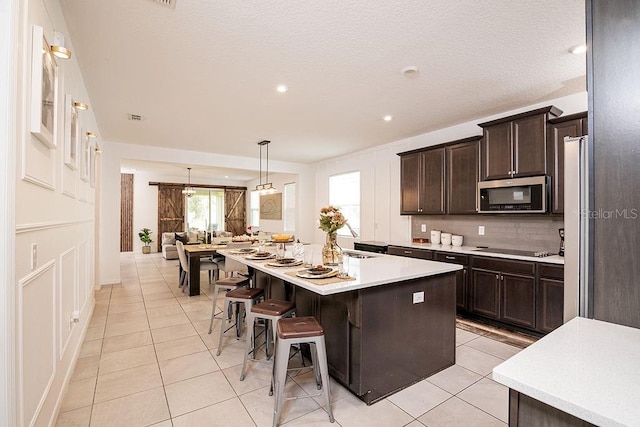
[56,252,526,427]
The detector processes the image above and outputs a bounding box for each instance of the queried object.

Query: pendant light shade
[255,140,276,194]
[182,167,196,197]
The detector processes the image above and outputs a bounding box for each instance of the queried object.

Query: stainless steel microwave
[477,176,548,213]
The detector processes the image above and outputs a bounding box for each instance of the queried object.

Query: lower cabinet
[537,264,565,333]
[470,257,537,330]
[434,252,469,312]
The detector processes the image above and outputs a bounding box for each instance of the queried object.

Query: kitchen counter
[387,241,565,265]
[492,317,640,426]
[221,244,461,296]
[222,244,459,404]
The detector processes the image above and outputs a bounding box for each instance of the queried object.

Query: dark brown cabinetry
[470,256,537,329]
[446,137,481,214]
[399,148,445,214]
[546,112,588,214]
[537,264,564,333]
[434,252,469,311]
[387,245,433,260]
[479,106,562,181]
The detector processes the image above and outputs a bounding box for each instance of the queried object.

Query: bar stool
[240,299,296,381]
[208,276,249,334]
[216,287,265,356]
[272,316,334,427]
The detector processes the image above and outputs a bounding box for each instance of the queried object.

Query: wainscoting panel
[59,247,77,360]
[20,261,56,427]
[78,240,89,316]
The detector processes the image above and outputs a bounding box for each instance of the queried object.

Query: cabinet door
[456,267,468,311]
[421,148,446,214]
[501,273,536,329]
[513,114,547,177]
[447,141,479,214]
[547,117,586,214]
[400,152,422,214]
[537,278,564,333]
[387,246,433,260]
[470,269,500,319]
[481,122,512,180]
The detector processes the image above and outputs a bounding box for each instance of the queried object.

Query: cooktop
[473,248,554,258]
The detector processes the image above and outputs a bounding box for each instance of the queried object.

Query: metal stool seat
[240,299,296,381]
[216,287,264,356]
[208,276,250,334]
[272,316,334,427]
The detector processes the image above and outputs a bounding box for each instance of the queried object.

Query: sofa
[161,231,207,260]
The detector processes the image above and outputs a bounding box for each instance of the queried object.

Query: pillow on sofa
[188,231,201,243]
[161,233,176,245]
[175,232,189,244]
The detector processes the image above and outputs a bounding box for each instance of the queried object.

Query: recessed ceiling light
[401,66,419,76]
[276,84,288,93]
[224,175,229,178]
[569,44,587,54]
[383,115,393,122]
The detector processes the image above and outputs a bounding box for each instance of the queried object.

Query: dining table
[181,244,227,296]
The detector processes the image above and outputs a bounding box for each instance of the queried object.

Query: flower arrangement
[318,205,346,234]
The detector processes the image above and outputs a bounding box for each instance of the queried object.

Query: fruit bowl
[271,233,293,242]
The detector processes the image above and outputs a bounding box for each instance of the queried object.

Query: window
[249,191,260,227]
[329,171,360,237]
[283,182,296,232]
[186,189,224,232]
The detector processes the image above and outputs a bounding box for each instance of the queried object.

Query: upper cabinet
[398,136,481,215]
[399,147,446,214]
[546,112,588,214]
[446,137,481,214]
[479,106,562,181]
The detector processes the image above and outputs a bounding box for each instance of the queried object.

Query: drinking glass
[339,253,350,278]
[303,249,313,268]
[276,243,286,259]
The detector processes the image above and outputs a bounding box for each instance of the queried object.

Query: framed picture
[89,141,96,188]
[259,193,282,220]
[80,130,89,182]
[64,94,79,169]
[30,25,58,148]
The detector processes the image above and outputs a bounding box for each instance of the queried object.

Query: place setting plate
[295,266,339,279]
[266,258,303,267]
[229,248,257,255]
[245,252,276,260]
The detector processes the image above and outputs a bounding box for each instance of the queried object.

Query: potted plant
[138,228,153,254]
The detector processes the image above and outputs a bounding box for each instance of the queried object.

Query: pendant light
[182,167,196,197]
[255,140,276,194]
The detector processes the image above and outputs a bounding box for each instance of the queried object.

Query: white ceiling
[60,0,586,168]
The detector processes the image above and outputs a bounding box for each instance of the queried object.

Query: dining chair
[176,240,219,293]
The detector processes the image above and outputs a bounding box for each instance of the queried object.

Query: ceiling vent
[150,0,176,9]
[128,113,144,121]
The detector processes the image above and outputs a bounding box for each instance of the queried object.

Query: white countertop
[221,244,461,296]
[387,241,565,265]
[492,317,640,427]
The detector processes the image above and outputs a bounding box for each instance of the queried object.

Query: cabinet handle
[445,256,456,260]
[496,274,500,280]
[403,250,413,254]
[501,275,504,281]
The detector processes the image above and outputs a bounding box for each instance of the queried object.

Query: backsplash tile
[411,215,564,253]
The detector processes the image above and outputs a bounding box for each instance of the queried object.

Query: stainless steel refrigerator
[564,136,592,320]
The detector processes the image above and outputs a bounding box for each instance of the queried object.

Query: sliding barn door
[120,173,134,252]
[157,186,185,252]
[224,189,246,236]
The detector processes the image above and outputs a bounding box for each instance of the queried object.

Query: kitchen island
[222,245,461,404]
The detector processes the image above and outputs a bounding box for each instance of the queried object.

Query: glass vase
[322,232,343,265]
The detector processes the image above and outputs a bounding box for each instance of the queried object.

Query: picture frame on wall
[64,94,79,169]
[30,25,58,148]
[89,141,96,188]
[259,193,282,220]
[80,130,89,182]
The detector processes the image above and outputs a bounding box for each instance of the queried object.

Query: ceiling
[59,0,586,168]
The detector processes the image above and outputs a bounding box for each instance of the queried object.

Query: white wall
[10,0,102,424]
[314,92,588,249]
[246,173,299,235]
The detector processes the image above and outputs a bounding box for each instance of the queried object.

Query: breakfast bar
[222,245,461,404]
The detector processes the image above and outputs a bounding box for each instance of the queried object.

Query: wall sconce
[86,131,97,139]
[94,144,103,154]
[51,31,72,60]
[73,101,89,110]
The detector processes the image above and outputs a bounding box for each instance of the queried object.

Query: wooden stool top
[252,299,295,316]
[277,316,324,339]
[226,287,264,299]
[216,276,249,286]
